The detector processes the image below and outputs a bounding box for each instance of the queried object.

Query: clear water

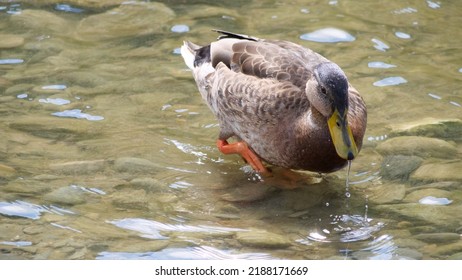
[0,0,461,260]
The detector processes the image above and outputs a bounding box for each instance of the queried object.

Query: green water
[0,0,461,260]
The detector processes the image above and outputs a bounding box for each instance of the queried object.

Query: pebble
[395,248,423,260]
[129,177,168,192]
[376,203,462,228]
[411,162,462,182]
[430,241,462,258]
[236,229,292,249]
[10,9,71,34]
[0,34,25,49]
[380,155,423,181]
[367,183,406,204]
[43,186,86,205]
[111,189,149,210]
[3,179,50,195]
[376,136,458,159]
[23,226,43,235]
[114,157,162,174]
[414,233,460,243]
[49,160,106,175]
[75,2,175,41]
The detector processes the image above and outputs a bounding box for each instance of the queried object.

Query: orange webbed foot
[216,139,271,175]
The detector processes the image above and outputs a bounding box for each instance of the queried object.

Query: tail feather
[180,41,198,70]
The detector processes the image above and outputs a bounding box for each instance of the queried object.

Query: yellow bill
[327,109,358,160]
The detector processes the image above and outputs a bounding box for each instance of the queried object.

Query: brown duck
[181,30,367,174]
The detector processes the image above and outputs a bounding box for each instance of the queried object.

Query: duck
[180,30,367,175]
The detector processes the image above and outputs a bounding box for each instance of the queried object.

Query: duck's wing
[211,31,327,89]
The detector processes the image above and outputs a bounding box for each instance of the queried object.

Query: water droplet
[300,28,355,43]
[345,192,351,198]
[373,76,407,87]
[325,202,330,207]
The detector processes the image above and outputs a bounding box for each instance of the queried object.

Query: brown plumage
[181,30,367,174]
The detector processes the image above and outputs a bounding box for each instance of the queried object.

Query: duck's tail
[180,41,199,70]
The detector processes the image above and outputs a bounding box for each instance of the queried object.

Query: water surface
[1,0,461,260]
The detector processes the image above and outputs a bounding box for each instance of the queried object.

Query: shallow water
[1,0,461,260]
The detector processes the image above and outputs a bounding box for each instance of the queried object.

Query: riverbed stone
[236,229,291,249]
[430,241,462,258]
[415,233,460,243]
[367,183,406,204]
[129,177,168,192]
[448,252,462,260]
[43,186,86,205]
[3,179,51,195]
[10,9,72,34]
[111,189,148,210]
[380,155,423,181]
[114,157,162,174]
[404,189,452,203]
[375,203,462,229]
[0,34,25,49]
[376,136,458,159]
[74,2,175,41]
[389,118,462,141]
[411,162,462,182]
[395,247,423,260]
[49,160,106,175]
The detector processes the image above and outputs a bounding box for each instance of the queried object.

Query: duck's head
[306,62,358,160]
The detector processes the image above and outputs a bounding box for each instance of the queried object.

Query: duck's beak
[327,108,358,160]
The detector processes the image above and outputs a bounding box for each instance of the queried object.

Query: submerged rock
[404,189,452,204]
[50,160,106,175]
[380,155,423,181]
[75,2,175,41]
[236,229,291,249]
[111,189,149,210]
[415,233,460,243]
[411,162,462,182]
[114,157,162,174]
[376,136,458,159]
[10,9,72,34]
[0,34,25,49]
[367,183,406,204]
[44,185,86,205]
[389,118,462,141]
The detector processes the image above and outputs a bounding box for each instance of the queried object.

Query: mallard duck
[181,30,367,174]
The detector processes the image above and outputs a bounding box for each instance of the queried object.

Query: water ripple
[373,76,407,87]
[0,200,49,220]
[109,218,245,240]
[97,245,275,260]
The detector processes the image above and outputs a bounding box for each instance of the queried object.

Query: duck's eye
[320,86,327,94]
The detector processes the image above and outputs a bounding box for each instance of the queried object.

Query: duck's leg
[217,139,270,174]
